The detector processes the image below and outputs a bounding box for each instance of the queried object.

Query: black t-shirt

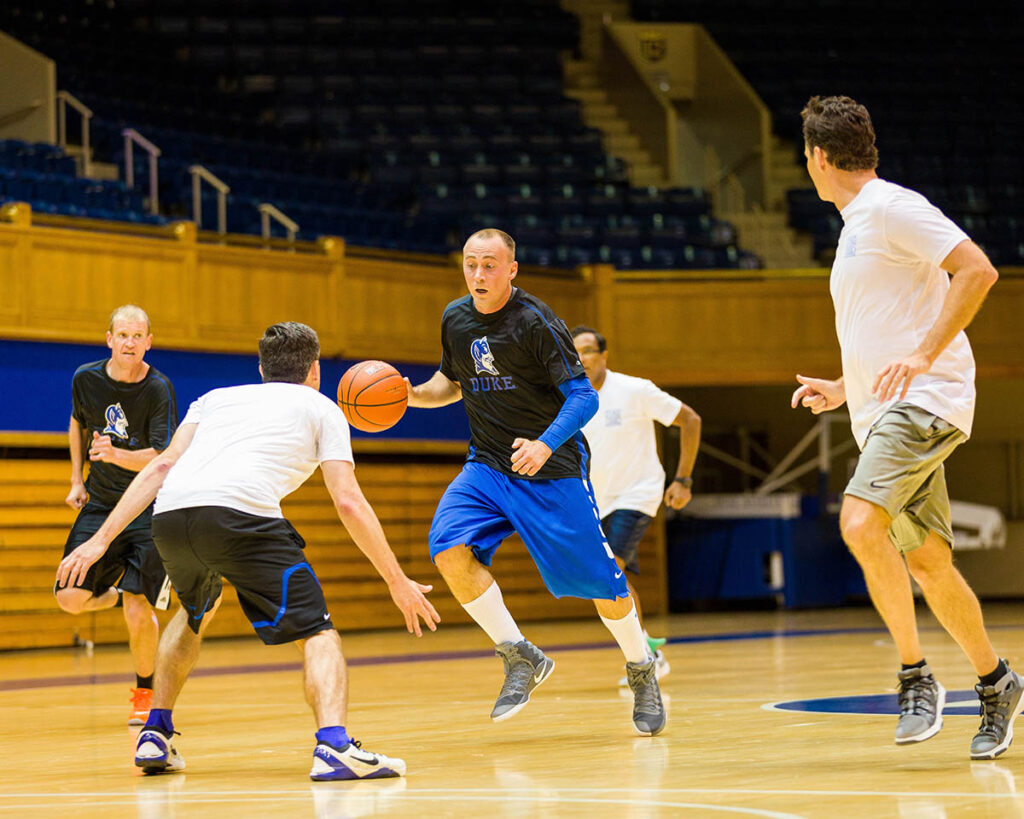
[71,360,179,507]
[439,288,589,480]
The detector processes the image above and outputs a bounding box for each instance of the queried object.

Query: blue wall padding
[0,339,470,442]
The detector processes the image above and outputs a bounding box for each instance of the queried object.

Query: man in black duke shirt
[407,229,666,736]
[55,304,178,725]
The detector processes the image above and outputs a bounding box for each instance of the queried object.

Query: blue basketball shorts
[601,509,654,575]
[429,461,629,601]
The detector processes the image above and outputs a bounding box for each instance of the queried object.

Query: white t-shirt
[831,178,974,449]
[582,370,683,518]
[155,382,354,518]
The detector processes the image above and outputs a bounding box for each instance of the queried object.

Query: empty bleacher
[0,0,759,268]
[631,0,1023,266]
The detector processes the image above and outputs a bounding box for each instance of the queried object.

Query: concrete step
[564,87,608,105]
[569,73,603,90]
[617,148,653,167]
[88,161,120,182]
[630,165,668,187]
[582,102,618,120]
[605,133,641,153]
[584,115,631,136]
[722,210,818,268]
[563,58,598,78]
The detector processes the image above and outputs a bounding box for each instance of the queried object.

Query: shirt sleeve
[439,314,457,381]
[180,396,204,427]
[145,377,179,450]
[639,379,683,427]
[71,372,88,426]
[533,313,586,386]
[885,191,969,267]
[317,404,355,465]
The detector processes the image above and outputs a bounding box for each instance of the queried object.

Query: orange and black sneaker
[129,687,153,726]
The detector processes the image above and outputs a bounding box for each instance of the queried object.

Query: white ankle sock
[461,582,524,646]
[600,602,650,664]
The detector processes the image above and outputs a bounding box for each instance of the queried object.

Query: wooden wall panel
[342,254,464,362]
[608,278,843,385]
[0,458,665,650]
[194,245,340,353]
[21,231,192,342]
[1,214,1022,386]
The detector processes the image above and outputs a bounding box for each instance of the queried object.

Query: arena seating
[0,138,164,224]
[0,0,759,268]
[630,0,1023,266]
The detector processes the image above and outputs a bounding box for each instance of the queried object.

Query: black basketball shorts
[57,502,171,609]
[151,505,334,644]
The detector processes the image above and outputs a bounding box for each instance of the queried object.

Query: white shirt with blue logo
[582,370,682,518]
[832,178,973,449]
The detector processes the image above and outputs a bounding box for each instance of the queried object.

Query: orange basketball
[337,360,408,432]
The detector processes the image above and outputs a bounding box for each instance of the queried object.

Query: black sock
[136,674,154,690]
[901,659,927,672]
[980,659,1008,687]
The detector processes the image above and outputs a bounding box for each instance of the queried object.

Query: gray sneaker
[970,664,1024,760]
[895,664,945,744]
[490,640,555,722]
[626,656,666,736]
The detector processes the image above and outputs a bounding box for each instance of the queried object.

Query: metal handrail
[257,202,299,246]
[122,129,162,215]
[188,164,230,235]
[56,91,94,176]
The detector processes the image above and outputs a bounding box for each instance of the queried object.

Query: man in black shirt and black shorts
[407,229,666,736]
[56,304,177,725]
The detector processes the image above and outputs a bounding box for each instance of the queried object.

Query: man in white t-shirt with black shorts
[572,326,702,686]
[57,322,439,780]
[791,95,1016,759]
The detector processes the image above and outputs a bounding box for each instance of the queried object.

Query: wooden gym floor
[3,604,1024,818]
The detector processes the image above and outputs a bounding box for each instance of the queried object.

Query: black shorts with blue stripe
[151,505,333,644]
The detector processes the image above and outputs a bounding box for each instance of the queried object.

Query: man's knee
[55,588,88,615]
[121,593,155,626]
[839,497,891,556]
[905,536,954,587]
[434,544,476,578]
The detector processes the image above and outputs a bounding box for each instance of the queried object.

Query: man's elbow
[150,458,175,480]
[581,389,599,425]
[332,491,364,519]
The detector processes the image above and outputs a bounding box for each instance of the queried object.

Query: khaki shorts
[845,402,967,553]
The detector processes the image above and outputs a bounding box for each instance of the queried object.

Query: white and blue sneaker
[310,739,406,781]
[134,728,186,774]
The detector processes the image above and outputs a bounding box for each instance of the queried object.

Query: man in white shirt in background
[572,325,702,686]
[790,95,1016,759]
[58,322,439,780]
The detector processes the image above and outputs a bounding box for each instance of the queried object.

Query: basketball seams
[337,360,408,432]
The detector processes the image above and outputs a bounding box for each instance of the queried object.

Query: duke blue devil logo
[471,337,500,376]
[103,403,129,439]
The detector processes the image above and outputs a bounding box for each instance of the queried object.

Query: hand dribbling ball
[337,360,408,432]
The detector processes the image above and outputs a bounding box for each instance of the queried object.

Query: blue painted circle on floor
[771,690,979,716]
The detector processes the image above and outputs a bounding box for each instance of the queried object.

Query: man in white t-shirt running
[572,326,702,686]
[790,95,1017,760]
[57,322,439,780]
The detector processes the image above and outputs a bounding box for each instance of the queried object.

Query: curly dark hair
[801,95,879,171]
